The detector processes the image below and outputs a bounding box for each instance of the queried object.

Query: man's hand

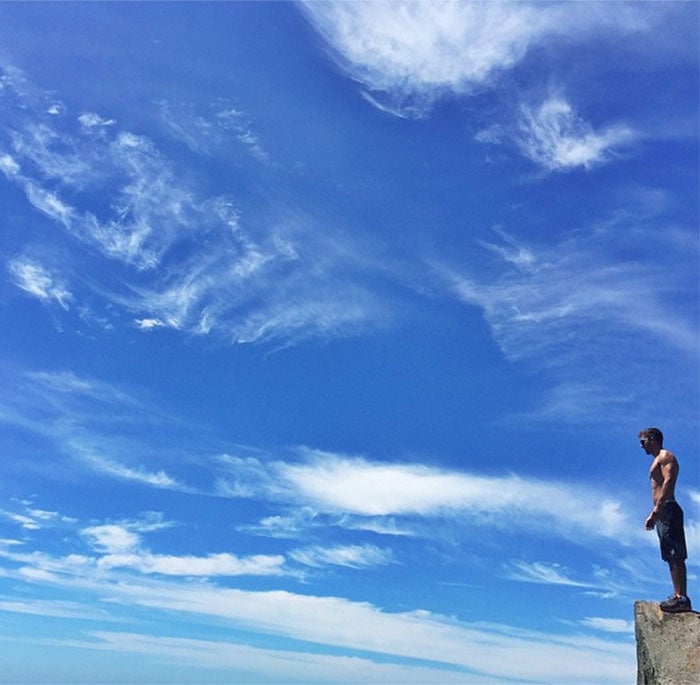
[645,512,656,530]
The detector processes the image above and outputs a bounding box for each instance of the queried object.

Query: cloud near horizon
[0,527,635,684]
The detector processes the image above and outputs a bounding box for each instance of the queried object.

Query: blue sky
[0,2,698,683]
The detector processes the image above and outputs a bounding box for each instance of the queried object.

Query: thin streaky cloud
[68,442,182,491]
[62,631,500,684]
[157,99,270,162]
[0,597,115,621]
[0,367,193,492]
[289,544,395,569]
[442,240,697,360]
[0,542,635,684]
[222,449,638,547]
[503,560,591,588]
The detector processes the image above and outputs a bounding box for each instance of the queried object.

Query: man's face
[640,435,657,455]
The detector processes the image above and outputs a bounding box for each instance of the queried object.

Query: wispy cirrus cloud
[289,544,395,570]
[157,98,270,162]
[2,130,198,270]
[7,257,72,309]
[513,96,637,171]
[0,61,390,346]
[476,94,638,173]
[0,505,76,532]
[98,551,288,578]
[300,2,660,175]
[0,364,642,553]
[503,560,591,588]
[299,0,652,119]
[0,366,190,491]
[433,217,698,424]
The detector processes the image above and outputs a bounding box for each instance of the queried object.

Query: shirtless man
[640,427,691,612]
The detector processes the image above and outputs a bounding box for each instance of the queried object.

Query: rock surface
[635,600,700,684]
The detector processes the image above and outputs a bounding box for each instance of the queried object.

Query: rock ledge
[635,600,700,684]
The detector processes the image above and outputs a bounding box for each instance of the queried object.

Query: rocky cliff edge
[635,600,700,684]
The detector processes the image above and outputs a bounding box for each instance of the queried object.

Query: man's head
[639,427,664,453]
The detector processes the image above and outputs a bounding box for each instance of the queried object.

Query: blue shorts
[655,501,687,563]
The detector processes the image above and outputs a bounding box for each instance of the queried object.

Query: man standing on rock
[640,427,692,612]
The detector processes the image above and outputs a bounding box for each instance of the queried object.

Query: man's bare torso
[649,449,679,506]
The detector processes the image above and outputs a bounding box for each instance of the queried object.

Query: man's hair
[639,427,664,446]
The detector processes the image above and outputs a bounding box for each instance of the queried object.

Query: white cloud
[4,513,41,530]
[80,521,289,578]
[0,521,637,683]
[220,450,637,548]
[0,558,634,683]
[7,258,72,309]
[70,631,495,684]
[581,617,634,635]
[46,103,63,116]
[1,502,76,533]
[444,231,691,360]
[0,539,24,547]
[504,560,590,587]
[478,226,536,269]
[77,450,180,489]
[0,597,111,621]
[9,123,95,187]
[135,317,166,330]
[24,181,77,227]
[514,96,637,172]
[4,121,199,270]
[299,1,652,118]
[433,221,698,425]
[83,524,141,555]
[157,100,270,162]
[685,492,700,559]
[0,152,20,176]
[99,551,288,578]
[1,62,389,346]
[289,544,395,569]
[300,0,544,117]
[78,112,116,131]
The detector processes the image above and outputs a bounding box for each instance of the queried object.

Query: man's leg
[669,560,687,598]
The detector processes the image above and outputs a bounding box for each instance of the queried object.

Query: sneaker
[659,595,692,613]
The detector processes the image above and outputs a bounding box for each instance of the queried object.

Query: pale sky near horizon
[0,2,698,683]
